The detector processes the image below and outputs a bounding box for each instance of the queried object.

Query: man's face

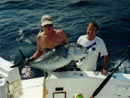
[42,24,53,31]
[87,24,98,37]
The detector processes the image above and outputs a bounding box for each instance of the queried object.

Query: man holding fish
[19,15,68,78]
[26,15,69,61]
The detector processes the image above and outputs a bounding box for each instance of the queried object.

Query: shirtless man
[28,15,68,61]
[21,15,68,78]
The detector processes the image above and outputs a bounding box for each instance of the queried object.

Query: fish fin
[10,49,26,68]
[19,49,26,61]
[10,60,23,68]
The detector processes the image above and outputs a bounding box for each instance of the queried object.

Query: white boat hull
[21,71,130,98]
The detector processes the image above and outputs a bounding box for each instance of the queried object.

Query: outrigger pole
[90,46,130,98]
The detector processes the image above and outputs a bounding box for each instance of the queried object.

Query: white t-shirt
[76,35,108,71]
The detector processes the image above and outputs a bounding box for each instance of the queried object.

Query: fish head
[69,43,88,61]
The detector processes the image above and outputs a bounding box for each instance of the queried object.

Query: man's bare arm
[32,34,45,59]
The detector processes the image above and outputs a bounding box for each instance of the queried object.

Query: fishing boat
[0,56,130,98]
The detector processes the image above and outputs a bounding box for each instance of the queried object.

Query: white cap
[41,15,53,26]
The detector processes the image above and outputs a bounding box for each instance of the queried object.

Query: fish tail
[10,49,26,68]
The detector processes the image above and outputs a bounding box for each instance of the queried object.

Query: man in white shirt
[76,22,109,75]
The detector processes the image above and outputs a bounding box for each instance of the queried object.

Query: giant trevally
[10,43,88,71]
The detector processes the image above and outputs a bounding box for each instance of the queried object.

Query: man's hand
[101,69,108,75]
[25,57,35,65]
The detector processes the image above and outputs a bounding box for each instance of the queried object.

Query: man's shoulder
[95,36,103,41]
[95,36,105,46]
[77,35,86,44]
[37,32,44,39]
[55,29,66,36]
[78,35,86,40]
[55,29,64,33]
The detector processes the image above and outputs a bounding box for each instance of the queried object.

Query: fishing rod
[90,46,130,98]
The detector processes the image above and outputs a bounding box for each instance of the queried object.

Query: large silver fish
[11,43,87,71]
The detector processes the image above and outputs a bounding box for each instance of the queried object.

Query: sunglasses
[44,24,53,27]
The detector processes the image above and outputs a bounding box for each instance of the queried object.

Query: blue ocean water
[0,0,130,78]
